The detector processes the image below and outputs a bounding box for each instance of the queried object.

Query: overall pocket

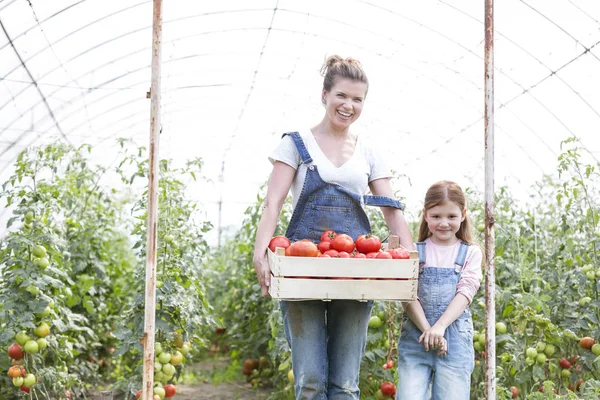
[308,200,353,242]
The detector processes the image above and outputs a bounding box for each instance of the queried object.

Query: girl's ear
[461,208,467,222]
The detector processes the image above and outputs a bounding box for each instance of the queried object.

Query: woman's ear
[321,88,327,105]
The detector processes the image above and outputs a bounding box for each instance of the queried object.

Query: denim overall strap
[415,242,426,271]
[363,195,405,210]
[283,132,312,164]
[453,242,470,275]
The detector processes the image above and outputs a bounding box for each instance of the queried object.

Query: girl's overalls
[279,132,403,400]
[396,241,475,400]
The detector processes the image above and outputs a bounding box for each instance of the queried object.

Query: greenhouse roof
[1,0,599,244]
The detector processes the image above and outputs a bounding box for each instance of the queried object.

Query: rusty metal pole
[142,0,162,399]
[484,0,496,399]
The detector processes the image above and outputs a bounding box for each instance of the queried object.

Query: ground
[90,359,272,400]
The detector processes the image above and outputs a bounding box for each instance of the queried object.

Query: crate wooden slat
[267,241,419,301]
[270,277,417,301]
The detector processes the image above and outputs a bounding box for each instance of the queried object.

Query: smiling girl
[396,181,483,400]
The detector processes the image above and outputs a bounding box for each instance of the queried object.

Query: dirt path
[91,358,273,400]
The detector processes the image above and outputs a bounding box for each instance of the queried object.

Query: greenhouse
[0,0,599,399]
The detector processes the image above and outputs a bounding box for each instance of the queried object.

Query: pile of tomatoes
[268,230,410,259]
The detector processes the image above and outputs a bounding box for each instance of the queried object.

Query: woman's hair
[320,55,369,99]
[418,180,474,244]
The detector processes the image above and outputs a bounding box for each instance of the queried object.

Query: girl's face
[424,200,466,246]
[322,78,367,130]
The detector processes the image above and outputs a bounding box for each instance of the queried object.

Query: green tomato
[544,344,556,357]
[586,271,596,280]
[525,347,538,358]
[561,369,571,378]
[33,257,50,268]
[22,374,36,388]
[153,387,166,399]
[525,357,535,366]
[36,338,48,350]
[15,331,30,346]
[368,316,383,329]
[32,245,47,258]
[162,363,175,377]
[495,322,507,334]
[23,340,39,354]
[158,352,171,364]
[25,285,40,296]
[591,343,600,356]
[478,333,486,346]
[473,333,480,343]
[510,367,517,376]
[154,361,162,372]
[25,212,34,222]
[164,234,174,244]
[535,342,546,352]
[536,353,547,364]
[582,264,594,273]
[154,342,163,356]
[12,377,24,387]
[595,231,600,239]
[596,270,600,278]
[474,342,484,352]
[37,306,51,318]
[477,223,485,232]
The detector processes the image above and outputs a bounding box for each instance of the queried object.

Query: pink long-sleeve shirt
[421,238,483,304]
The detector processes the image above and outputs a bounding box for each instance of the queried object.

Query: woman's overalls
[395,241,475,400]
[280,132,403,400]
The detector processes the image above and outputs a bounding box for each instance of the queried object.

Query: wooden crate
[267,238,418,301]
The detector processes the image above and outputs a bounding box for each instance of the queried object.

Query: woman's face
[322,78,368,130]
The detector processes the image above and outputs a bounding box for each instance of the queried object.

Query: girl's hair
[418,180,474,244]
[320,55,369,99]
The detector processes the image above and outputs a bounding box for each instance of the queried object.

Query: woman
[253,55,413,399]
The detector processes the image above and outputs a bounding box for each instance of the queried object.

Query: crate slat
[269,277,417,301]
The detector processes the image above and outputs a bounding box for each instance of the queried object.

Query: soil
[90,359,272,400]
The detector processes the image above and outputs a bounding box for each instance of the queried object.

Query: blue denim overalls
[396,241,475,400]
[279,132,404,400]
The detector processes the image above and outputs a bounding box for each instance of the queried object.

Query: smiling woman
[252,55,414,399]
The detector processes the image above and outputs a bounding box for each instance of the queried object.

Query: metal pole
[484,0,496,399]
[142,0,162,399]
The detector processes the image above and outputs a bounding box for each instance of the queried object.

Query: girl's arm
[368,178,415,250]
[403,301,448,354]
[253,161,296,296]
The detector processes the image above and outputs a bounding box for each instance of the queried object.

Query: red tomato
[331,234,355,253]
[317,241,331,253]
[353,253,366,259]
[8,366,21,378]
[289,241,319,257]
[8,343,24,360]
[20,385,30,393]
[355,234,381,254]
[510,386,519,398]
[366,252,379,259]
[323,249,339,258]
[135,390,142,399]
[320,230,337,243]
[559,357,571,369]
[338,251,351,258]
[318,253,331,258]
[380,381,396,396]
[388,248,410,259]
[376,251,393,259]
[164,384,177,398]
[285,245,292,256]
[386,360,394,369]
[269,236,291,253]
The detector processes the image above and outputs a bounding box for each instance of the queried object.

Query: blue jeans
[396,314,474,400]
[280,300,373,399]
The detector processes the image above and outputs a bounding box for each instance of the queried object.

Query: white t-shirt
[268,129,392,209]
[422,238,483,304]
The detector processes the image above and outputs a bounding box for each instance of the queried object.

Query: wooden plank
[269,277,417,301]
[268,249,418,279]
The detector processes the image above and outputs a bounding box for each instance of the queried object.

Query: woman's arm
[253,161,296,296]
[369,178,415,250]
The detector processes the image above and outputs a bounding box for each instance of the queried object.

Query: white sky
[0,0,599,245]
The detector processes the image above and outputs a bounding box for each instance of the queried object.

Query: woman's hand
[253,250,271,297]
[419,322,447,354]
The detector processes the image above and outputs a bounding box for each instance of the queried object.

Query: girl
[253,55,413,399]
[396,181,483,400]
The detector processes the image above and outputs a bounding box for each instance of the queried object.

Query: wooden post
[142,0,163,399]
[484,0,497,398]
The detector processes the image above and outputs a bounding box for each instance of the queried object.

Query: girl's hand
[253,251,271,297]
[418,323,447,352]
